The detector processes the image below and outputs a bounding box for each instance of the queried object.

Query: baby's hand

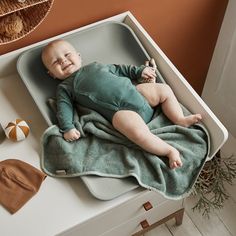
[141,66,156,83]
[63,128,80,142]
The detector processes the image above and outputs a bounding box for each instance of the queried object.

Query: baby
[41,39,202,169]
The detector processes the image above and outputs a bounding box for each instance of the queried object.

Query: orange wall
[0,0,228,94]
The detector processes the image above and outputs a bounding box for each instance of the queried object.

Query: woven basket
[0,0,54,45]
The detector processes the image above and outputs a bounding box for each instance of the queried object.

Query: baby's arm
[108,64,145,80]
[57,84,77,137]
[63,128,80,142]
[108,59,157,82]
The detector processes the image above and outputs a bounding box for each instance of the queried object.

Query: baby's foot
[168,148,182,169]
[177,114,202,127]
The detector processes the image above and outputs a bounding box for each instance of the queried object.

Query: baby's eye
[65,53,71,57]
[52,59,59,65]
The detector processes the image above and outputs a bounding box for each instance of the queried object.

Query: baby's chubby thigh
[112,110,150,142]
[136,83,170,107]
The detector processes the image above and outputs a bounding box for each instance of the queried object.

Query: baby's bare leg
[136,83,202,127]
[112,110,182,169]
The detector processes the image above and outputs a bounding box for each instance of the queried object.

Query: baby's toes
[170,161,178,169]
[169,159,182,169]
[176,160,183,167]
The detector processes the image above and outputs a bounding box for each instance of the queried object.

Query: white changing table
[0,12,227,236]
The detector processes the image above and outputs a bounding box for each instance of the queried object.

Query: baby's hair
[41,39,74,69]
[41,39,65,60]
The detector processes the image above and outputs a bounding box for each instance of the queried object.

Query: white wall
[202,0,236,155]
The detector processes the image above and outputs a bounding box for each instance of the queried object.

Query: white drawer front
[100,199,183,236]
[57,190,167,236]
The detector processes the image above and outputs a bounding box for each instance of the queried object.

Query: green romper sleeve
[56,83,75,133]
[108,64,146,81]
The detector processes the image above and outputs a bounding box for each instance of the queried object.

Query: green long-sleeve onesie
[56,62,154,132]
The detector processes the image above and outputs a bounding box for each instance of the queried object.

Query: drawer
[57,190,167,236]
[100,199,183,236]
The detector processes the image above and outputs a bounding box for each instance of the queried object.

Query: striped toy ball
[5,119,30,141]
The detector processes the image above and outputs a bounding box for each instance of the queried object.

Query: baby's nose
[59,58,67,65]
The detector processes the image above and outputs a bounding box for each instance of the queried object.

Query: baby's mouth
[62,63,73,71]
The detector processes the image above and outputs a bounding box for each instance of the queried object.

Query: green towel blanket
[41,105,209,199]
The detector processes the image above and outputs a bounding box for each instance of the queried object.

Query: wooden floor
[144,180,236,236]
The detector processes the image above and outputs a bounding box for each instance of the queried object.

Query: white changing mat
[17,22,160,200]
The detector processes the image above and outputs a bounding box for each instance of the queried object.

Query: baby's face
[42,40,82,80]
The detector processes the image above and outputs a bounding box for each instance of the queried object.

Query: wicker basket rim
[0,0,54,45]
[0,0,50,17]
